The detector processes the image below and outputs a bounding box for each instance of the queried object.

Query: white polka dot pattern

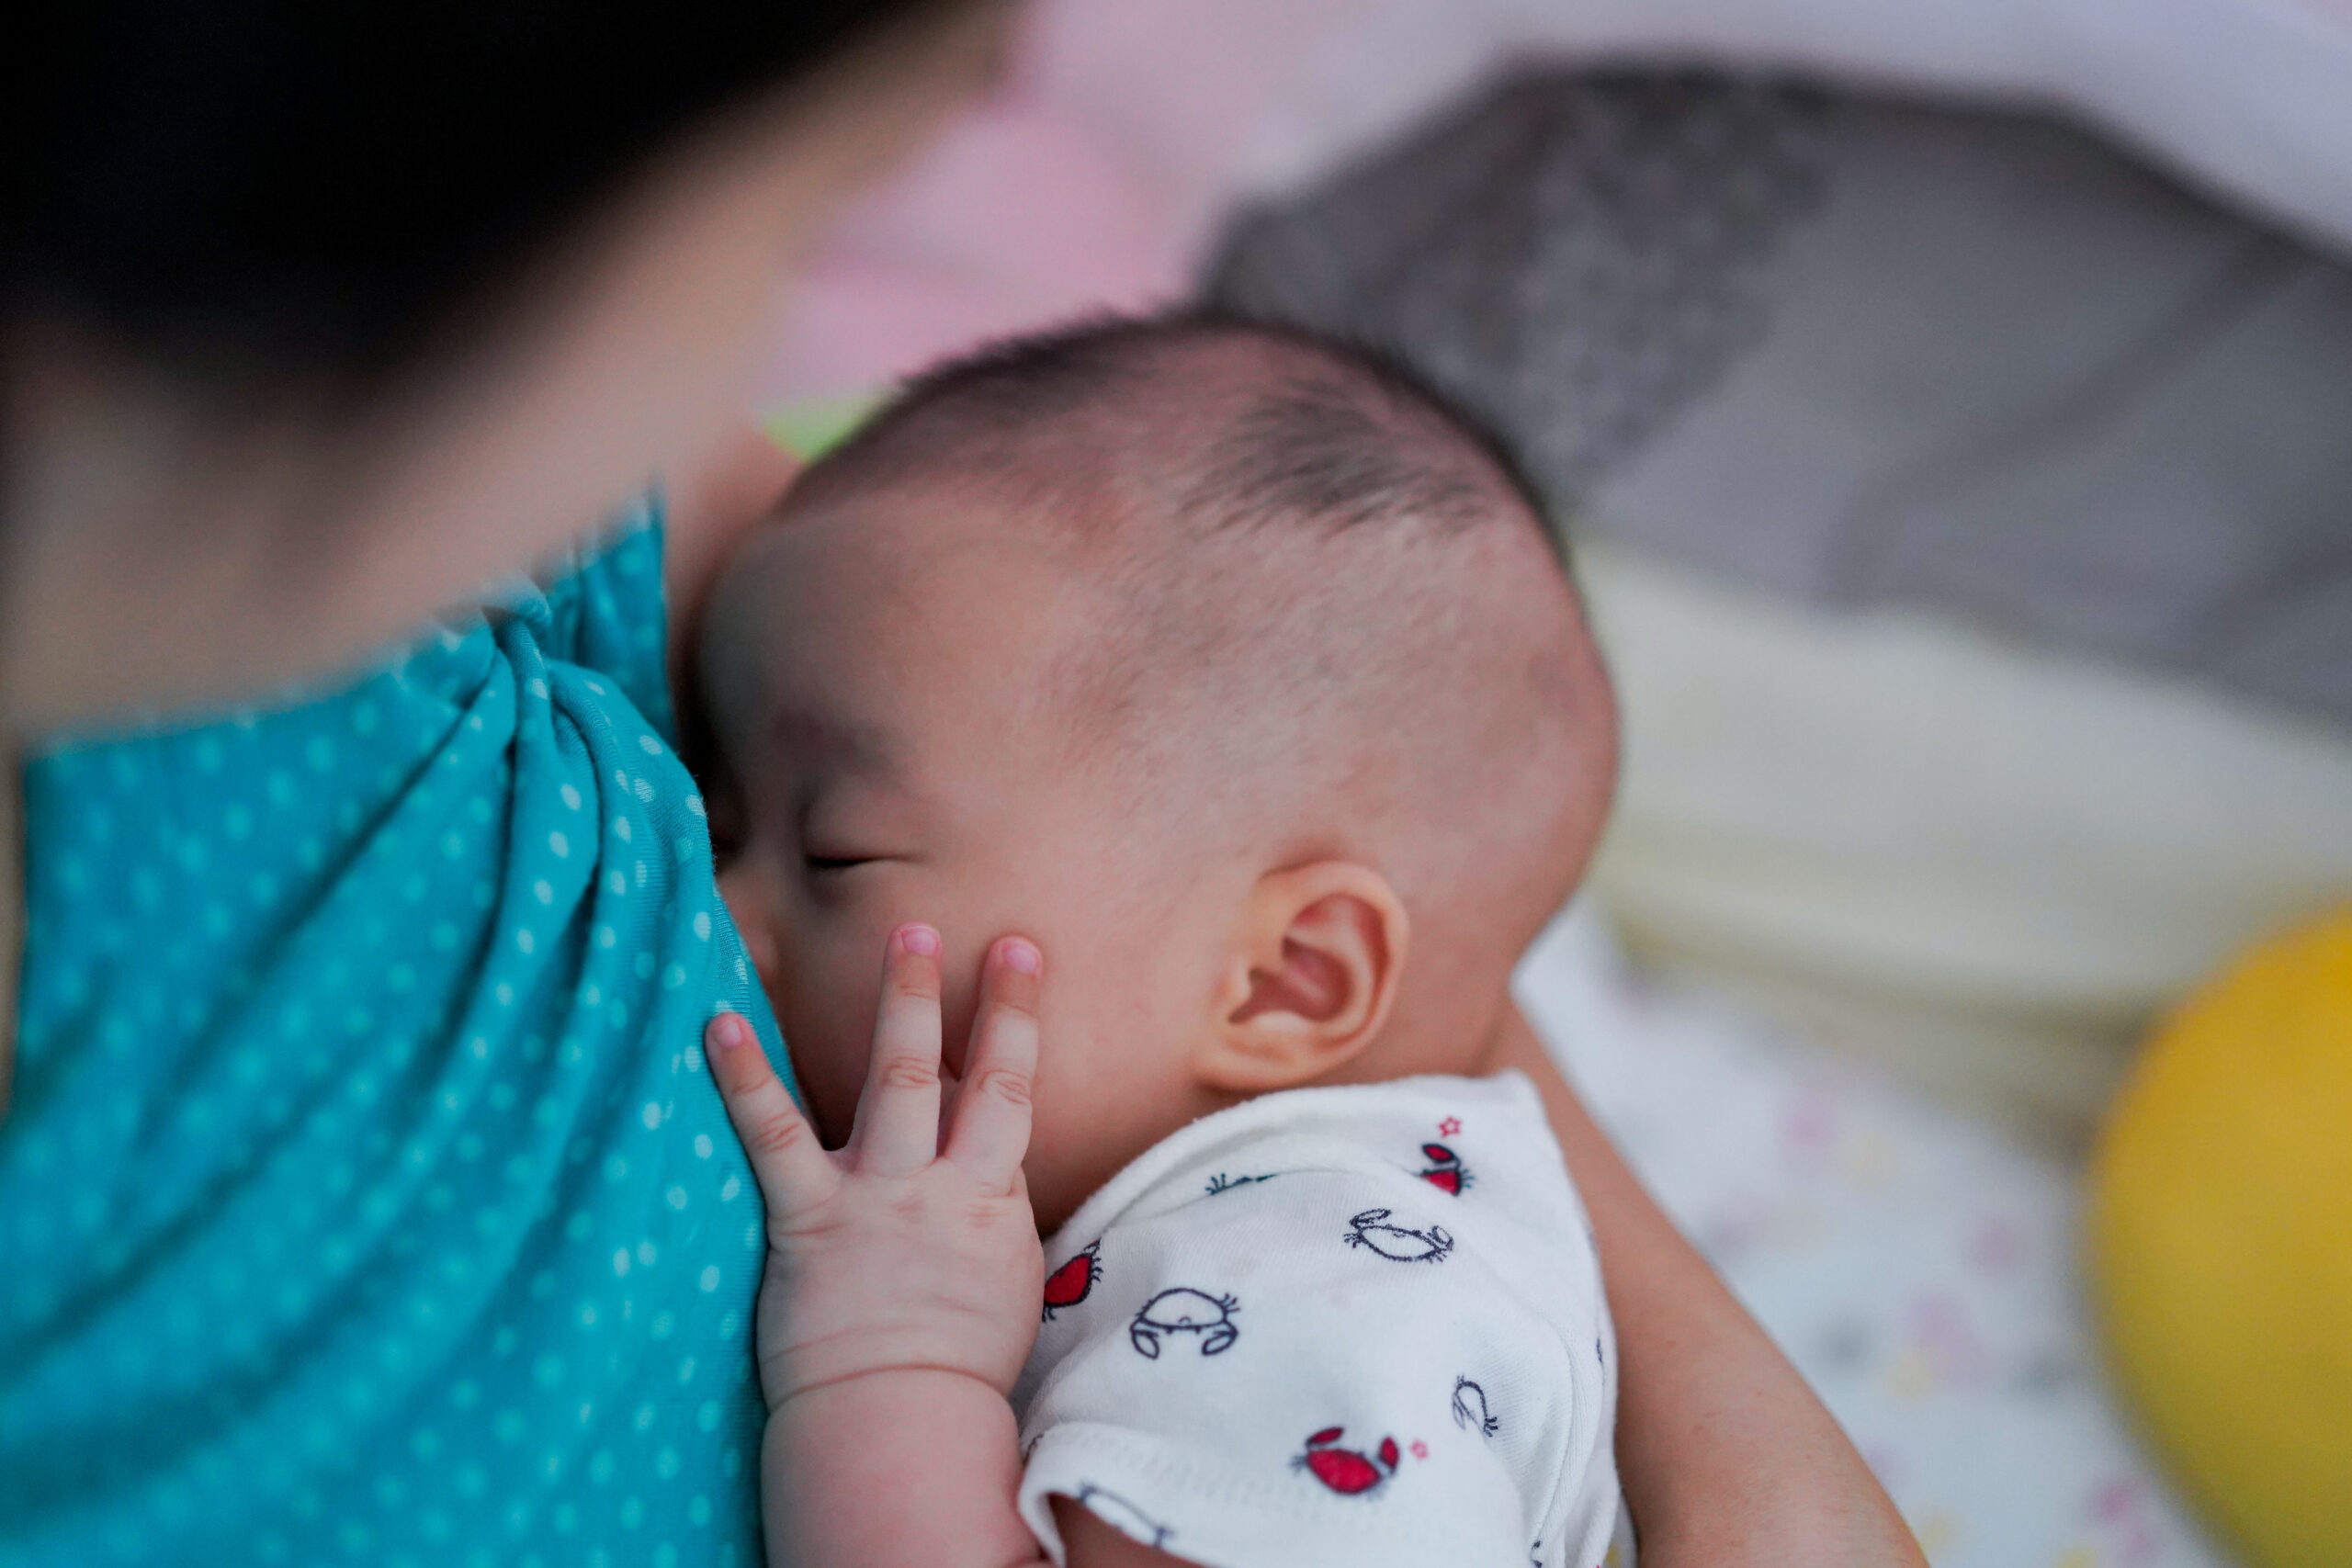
[1,507,785,1567]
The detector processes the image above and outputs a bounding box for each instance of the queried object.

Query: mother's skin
[0,2,1921,1559]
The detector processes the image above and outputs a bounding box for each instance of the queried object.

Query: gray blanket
[1205,70,2352,732]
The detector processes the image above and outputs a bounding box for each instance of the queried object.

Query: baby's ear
[1194,863,1408,1094]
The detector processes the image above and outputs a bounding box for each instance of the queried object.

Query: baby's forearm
[766,1371,1046,1568]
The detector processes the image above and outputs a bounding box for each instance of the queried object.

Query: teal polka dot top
[0,501,791,1568]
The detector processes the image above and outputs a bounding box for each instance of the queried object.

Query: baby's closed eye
[804,852,882,874]
[804,860,884,884]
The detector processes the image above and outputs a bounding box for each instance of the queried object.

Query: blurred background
[752,3,2352,1564]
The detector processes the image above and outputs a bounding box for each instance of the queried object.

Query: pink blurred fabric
[759,0,1369,403]
[758,0,2352,403]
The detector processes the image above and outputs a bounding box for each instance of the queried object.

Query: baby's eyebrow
[766,705,900,779]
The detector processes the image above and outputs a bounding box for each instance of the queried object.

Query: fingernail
[897,923,941,957]
[710,1010,749,1050]
[1000,937,1041,976]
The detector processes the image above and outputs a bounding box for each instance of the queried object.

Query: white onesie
[1012,1070,1634,1568]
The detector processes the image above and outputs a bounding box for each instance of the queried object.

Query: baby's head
[702,316,1616,1229]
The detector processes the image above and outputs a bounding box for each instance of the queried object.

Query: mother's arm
[1488,1004,1928,1566]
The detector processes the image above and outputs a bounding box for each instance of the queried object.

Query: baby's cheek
[779,996,869,1147]
[773,915,899,1145]
[804,1051,865,1148]
[1021,1064,1122,1235]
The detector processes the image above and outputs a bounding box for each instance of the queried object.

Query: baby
[695,315,1626,1568]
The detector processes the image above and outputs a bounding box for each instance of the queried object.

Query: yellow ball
[2088,910,2352,1568]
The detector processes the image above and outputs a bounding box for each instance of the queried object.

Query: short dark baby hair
[789,310,1566,564]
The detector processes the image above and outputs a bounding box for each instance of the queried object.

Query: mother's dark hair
[4,0,955,381]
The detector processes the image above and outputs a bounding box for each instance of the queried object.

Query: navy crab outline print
[1128,1286,1239,1359]
[1415,1141,1472,1195]
[1342,1207,1454,1263]
[1072,1483,1174,1549]
[1451,1375,1499,1437]
[1041,1239,1102,1322]
[1295,1427,1402,1495]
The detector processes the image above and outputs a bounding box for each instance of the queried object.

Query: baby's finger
[707,1010,837,1220]
[944,936,1043,1192]
[849,924,946,1176]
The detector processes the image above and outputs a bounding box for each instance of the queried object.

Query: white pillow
[1577,535,2352,1149]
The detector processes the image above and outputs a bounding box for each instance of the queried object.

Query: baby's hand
[707,925,1046,1416]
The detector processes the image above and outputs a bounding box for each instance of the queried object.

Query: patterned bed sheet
[1517,904,2233,1568]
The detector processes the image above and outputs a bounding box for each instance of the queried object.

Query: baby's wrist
[770,1336,1027,1419]
[773,1360,1016,1424]
[767,1369,1036,1568]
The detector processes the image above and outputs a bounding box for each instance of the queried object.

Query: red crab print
[1416,1142,1471,1195]
[1042,1240,1102,1321]
[1297,1427,1400,1496]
